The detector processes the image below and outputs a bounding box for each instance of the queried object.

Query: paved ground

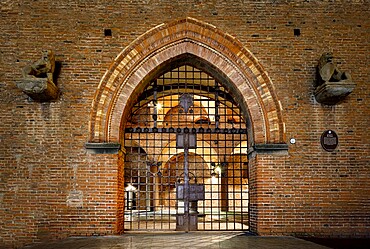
[21,232,332,249]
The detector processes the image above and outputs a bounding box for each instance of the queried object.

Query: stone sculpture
[314,52,355,105]
[17,50,59,102]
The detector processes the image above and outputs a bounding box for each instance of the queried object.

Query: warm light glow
[156,103,162,110]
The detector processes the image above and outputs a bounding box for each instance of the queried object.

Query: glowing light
[156,103,162,110]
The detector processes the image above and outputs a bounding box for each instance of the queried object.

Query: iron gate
[124,65,249,231]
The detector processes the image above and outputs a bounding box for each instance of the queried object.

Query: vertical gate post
[183,133,190,232]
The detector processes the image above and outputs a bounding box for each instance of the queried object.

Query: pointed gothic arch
[89,17,285,146]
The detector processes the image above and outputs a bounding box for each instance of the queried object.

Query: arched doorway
[123,64,249,231]
[88,17,286,234]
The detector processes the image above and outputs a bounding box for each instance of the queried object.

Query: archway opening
[123,64,249,231]
[88,17,286,235]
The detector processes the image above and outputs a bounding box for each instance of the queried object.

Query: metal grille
[124,65,249,231]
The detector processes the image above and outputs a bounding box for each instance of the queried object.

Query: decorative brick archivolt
[89,17,285,145]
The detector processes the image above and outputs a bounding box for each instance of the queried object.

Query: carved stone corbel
[16,50,59,102]
[314,52,355,105]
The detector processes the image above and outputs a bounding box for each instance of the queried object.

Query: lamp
[210,162,227,178]
[211,162,221,178]
[125,183,137,192]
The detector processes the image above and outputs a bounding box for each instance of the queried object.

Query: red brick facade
[1,1,369,248]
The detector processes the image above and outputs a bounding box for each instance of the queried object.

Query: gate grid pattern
[124,65,249,231]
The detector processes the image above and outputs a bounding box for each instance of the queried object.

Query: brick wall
[1,0,369,248]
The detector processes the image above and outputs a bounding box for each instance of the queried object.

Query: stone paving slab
[22,232,330,249]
